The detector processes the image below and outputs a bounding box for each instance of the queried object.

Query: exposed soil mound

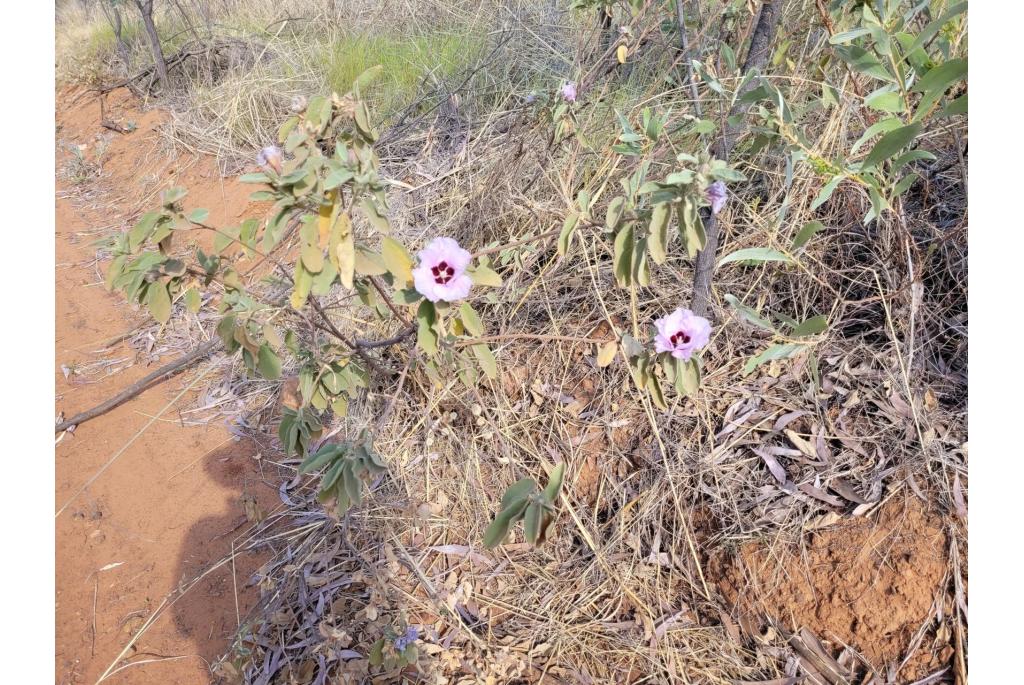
[713,495,954,680]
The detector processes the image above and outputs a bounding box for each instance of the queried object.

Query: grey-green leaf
[861,123,921,170]
[542,462,566,504]
[718,248,793,267]
[501,478,537,509]
[724,294,775,332]
[791,315,828,338]
[258,343,282,380]
[792,220,825,250]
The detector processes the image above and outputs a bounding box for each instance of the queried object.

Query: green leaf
[501,478,537,509]
[353,64,384,95]
[146,282,171,323]
[692,119,715,134]
[911,58,967,94]
[891,149,936,172]
[257,343,282,380]
[834,45,894,81]
[128,211,161,251]
[358,197,390,233]
[864,87,905,113]
[290,261,313,309]
[299,442,343,474]
[613,223,634,287]
[646,374,667,410]
[161,186,187,206]
[483,500,529,548]
[183,287,201,313]
[861,122,921,170]
[647,202,671,265]
[577,190,591,218]
[724,294,775,332]
[319,458,347,492]
[851,117,903,155]
[239,172,271,184]
[744,343,806,375]
[605,196,626,231]
[828,27,872,44]
[368,639,384,667]
[810,175,844,210]
[792,220,825,250]
[187,208,210,224]
[674,358,701,396]
[558,212,580,257]
[791,315,828,338]
[665,170,694,186]
[524,503,542,544]
[542,462,566,504]
[939,93,967,118]
[469,265,502,287]
[678,196,706,258]
[718,248,793,267]
[472,343,498,380]
[459,302,484,337]
[416,300,438,355]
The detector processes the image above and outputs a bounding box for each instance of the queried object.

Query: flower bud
[256,145,283,175]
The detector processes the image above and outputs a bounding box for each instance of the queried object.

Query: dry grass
[57,0,967,683]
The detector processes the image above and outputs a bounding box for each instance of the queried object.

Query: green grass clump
[320,30,487,115]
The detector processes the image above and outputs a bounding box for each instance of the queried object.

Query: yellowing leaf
[617,44,628,64]
[472,343,498,379]
[469,265,502,287]
[381,237,414,287]
[596,341,617,367]
[146,283,171,324]
[459,302,484,336]
[318,192,336,247]
[336,231,355,290]
[354,246,388,275]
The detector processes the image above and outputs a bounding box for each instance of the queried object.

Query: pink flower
[412,237,473,303]
[705,181,727,215]
[654,308,711,360]
[561,82,577,103]
[257,145,282,175]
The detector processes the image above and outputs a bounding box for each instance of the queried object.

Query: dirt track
[55,89,274,684]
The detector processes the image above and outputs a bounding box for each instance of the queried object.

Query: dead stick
[55,339,220,434]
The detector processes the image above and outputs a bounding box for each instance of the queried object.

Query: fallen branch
[55,339,220,434]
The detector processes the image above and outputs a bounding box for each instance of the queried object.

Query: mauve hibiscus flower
[654,308,711,360]
[393,626,419,652]
[561,82,577,103]
[705,180,727,215]
[412,237,473,303]
[257,145,282,175]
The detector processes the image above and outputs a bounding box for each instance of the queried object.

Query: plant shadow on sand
[169,438,277,676]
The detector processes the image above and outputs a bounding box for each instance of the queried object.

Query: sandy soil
[55,88,276,684]
[712,494,958,682]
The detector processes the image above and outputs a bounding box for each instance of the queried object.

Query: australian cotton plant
[104,67,736,552]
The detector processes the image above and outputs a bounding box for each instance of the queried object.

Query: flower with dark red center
[654,308,711,360]
[412,237,473,302]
